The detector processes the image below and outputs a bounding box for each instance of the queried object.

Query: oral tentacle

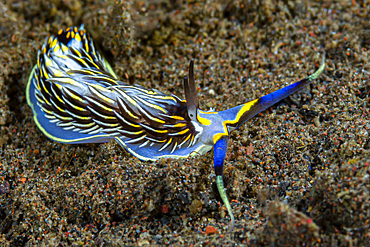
[218,53,326,130]
[214,136,235,232]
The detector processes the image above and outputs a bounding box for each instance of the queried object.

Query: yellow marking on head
[212,133,225,145]
[66,32,70,39]
[212,98,259,144]
[197,114,211,126]
[66,27,71,32]
[58,29,63,35]
[71,31,75,39]
[74,27,78,33]
[75,33,81,42]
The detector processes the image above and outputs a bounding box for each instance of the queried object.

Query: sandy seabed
[0,1,369,246]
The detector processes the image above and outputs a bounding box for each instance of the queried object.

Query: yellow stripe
[176,128,189,135]
[73,47,81,57]
[26,65,37,107]
[51,38,57,48]
[173,122,186,128]
[53,43,60,53]
[41,78,50,95]
[154,129,168,134]
[136,97,167,113]
[44,57,52,67]
[213,99,259,144]
[116,98,139,120]
[58,86,86,105]
[88,97,114,113]
[51,86,64,104]
[65,98,85,112]
[89,86,115,105]
[115,89,139,107]
[61,43,68,53]
[72,55,88,66]
[183,133,192,143]
[170,115,184,121]
[53,77,79,86]
[51,99,66,113]
[50,67,64,77]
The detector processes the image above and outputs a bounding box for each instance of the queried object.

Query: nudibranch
[27,25,325,231]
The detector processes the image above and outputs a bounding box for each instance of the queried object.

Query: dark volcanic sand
[0,1,369,246]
